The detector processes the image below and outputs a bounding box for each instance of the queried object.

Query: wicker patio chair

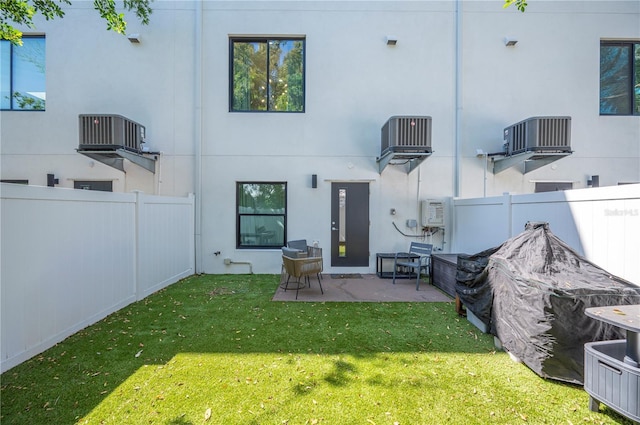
[282,248,324,300]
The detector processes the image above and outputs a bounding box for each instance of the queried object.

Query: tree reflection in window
[600,41,639,115]
[1,36,46,111]
[231,38,304,112]
[237,182,287,248]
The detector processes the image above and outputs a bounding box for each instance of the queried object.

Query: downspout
[454,0,462,198]
[194,0,203,273]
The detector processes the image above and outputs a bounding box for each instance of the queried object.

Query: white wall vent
[381,116,432,156]
[504,116,571,156]
[79,114,146,152]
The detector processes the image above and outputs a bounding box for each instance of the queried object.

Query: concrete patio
[272,273,453,302]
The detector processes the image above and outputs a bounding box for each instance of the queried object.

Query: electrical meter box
[421,199,445,227]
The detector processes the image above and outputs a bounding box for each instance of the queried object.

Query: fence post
[503,192,513,239]
[134,190,143,300]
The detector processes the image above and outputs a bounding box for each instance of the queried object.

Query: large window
[237,182,287,248]
[600,41,640,115]
[1,36,46,110]
[230,38,304,112]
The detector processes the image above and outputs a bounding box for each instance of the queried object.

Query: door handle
[331,227,338,231]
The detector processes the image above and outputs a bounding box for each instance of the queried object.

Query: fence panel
[0,184,194,372]
[452,184,640,286]
[136,192,195,299]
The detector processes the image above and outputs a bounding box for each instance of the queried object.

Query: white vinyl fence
[0,184,195,372]
[451,184,640,286]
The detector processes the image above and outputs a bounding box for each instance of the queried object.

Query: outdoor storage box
[432,254,461,297]
[584,340,639,422]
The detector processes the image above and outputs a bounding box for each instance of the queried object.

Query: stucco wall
[1,1,638,274]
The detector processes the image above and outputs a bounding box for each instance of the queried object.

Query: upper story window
[1,36,46,111]
[230,37,305,112]
[600,41,639,115]
[237,182,287,249]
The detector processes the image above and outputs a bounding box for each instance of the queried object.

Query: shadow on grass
[0,274,634,425]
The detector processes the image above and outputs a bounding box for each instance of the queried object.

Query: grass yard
[0,274,633,424]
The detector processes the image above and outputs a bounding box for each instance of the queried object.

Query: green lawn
[0,274,632,424]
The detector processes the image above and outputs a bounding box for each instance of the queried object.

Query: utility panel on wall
[421,199,445,227]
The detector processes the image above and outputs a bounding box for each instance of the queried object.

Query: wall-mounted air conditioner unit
[381,116,432,156]
[79,114,146,152]
[504,116,571,156]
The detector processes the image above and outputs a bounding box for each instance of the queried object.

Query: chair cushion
[282,247,305,258]
[287,240,308,252]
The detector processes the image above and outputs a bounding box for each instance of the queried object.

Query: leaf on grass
[135,350,143,358]
[204,407,212,421]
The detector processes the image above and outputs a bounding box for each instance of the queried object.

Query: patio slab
[272,273,453,302]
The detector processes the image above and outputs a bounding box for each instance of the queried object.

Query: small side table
[585,304,640,367]
[376,253,418,279]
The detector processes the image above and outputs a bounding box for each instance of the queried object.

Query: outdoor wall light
[587,175,600,188]
[504,36,518,47]
[311,174,318,188]
[127,33,141,43]
[386,36,398,46]
[47,173,59,187]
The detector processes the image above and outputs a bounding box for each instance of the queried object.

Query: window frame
[229,36,306,113]
[1,35,46,111]
[236,181,288,249]
[599,40,640,116]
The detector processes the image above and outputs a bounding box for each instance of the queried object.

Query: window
[74,181,113,192]
[1,180,28,184]
[534,182,573,193]
[237,182,287,248]
[230,38,304,112]
[1,36,46,110]
[600,41,639,115]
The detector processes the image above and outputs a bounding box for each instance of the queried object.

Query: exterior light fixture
[504,36,518,47]
[127,33,141,43]
[386,36,398,46]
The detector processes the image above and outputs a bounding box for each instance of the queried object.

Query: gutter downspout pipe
[194,0,203,273]
[454,0,462,198]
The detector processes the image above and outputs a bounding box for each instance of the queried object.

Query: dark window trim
[229,36,306,113]
[599,40,639,116]
[236,181,288,249]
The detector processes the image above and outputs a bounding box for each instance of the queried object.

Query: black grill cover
[455,221,640,384]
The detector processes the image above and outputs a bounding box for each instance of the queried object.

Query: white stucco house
[1,0,639,275]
